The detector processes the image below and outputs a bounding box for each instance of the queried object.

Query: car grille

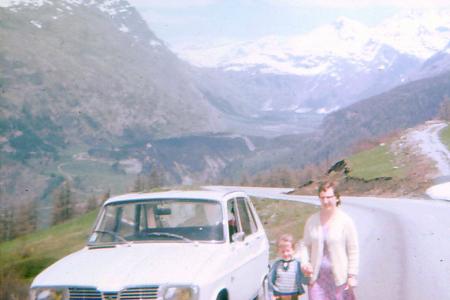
[119,287,159,299]
[68,286,159,300]
[69,287,102,299]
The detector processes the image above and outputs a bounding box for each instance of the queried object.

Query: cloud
[128,0,220,9]
[270,0,450,8]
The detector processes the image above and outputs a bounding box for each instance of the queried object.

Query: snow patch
[316,106,340,114]
[30,20,42,28]
[426,182,450,201]
[96,0,130,17]
[294,107,313,113]
[149,39,162,47]
[0,0,47,8]
[118,24,129,33]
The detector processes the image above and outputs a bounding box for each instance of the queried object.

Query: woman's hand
[346,275,358,288]
[301,263,313,277]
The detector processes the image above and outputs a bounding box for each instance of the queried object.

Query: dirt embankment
[294,122,444,198]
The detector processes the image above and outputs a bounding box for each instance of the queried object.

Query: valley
[2,1,450,299]
[1,0,450,228]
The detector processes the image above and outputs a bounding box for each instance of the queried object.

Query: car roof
[103,190,246,205]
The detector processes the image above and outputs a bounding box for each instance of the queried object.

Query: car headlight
[160,285,199,300]
[30,287,69,300]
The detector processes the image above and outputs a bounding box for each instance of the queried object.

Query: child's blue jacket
[268,258,308,295]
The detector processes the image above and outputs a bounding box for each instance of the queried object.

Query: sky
[128,0,450,47]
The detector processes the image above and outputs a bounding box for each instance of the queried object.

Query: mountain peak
[332,16,364,30]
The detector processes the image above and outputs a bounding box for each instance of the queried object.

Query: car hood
[31,242,221,291]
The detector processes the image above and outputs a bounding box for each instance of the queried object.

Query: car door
[226,197,269,299]
[236,197,269,298]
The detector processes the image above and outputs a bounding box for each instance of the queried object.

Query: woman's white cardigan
[298,209,359,286]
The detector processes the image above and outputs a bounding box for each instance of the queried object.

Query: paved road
[408,122,450,177]
[205,186,450,300]
[406,121,450,200]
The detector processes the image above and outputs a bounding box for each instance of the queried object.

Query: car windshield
[88,198,224,245]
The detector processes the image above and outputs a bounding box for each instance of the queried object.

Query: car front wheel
[216,290,228,300]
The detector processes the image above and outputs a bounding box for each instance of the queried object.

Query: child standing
[269,234,308,300]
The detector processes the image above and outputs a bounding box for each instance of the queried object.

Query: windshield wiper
[92,230,131,245]
[145,232,193,242]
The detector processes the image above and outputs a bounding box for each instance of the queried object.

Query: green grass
[252,198,319,259]
[347,144,405,180]
[0,210,98,281]
[440,124,450,150]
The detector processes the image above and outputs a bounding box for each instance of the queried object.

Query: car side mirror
[232,231,245,242]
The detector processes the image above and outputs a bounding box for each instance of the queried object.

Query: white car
[30,190,270,300]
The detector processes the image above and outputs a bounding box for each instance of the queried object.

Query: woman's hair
[277,233,295,248]
[318,181,341,206]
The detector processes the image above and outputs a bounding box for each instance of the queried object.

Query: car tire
[216,290,228,300]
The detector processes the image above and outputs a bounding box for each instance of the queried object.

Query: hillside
[315,70,450,162]
[0,1,224,142]
[0,0,245,209]
[294,122,446,197]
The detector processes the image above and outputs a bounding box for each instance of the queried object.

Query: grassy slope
[346,144,406,180]
[252,199,319,259]
[0,198,318,287]
[347,122,450,182]
[0,210,98,281]
[440,124,450,149]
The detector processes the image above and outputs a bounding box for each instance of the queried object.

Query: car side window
[237,197,254,236]
[227,199,239,242]
[244,198,258,233]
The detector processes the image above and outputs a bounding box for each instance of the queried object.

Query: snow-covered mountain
[176,10,450,76]
[376,10,450,59]
[413,41,450,80]
[0,0,165,49]
[175,10,450,113]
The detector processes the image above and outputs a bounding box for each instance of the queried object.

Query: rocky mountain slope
[0,0,236,207]
[0,0,225,145]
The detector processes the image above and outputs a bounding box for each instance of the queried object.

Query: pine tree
[0,203,15,241]
[132,175,144,192]
[100,189,111,205]
[52,181,73,225]
[86,195,98,212]
[147,168,163,190]
[14,201,37,236]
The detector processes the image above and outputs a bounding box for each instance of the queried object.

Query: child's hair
[277,233,295,248]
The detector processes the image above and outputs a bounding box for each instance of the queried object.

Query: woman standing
[299,181,359,300]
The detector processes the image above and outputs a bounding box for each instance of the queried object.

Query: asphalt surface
[205,186,450,300]
[406,121,450,200]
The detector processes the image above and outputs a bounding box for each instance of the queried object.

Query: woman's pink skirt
[308,245,355,300]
